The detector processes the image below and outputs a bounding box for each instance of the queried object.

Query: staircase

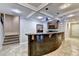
[3,35,19,45]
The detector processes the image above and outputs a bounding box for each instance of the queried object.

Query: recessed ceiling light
[37,16,43,19]
[48,17,51,19]
[59,3,71,10]
[11,9,21,13]
[67,14,74,17]
[55,18,60,20]
[48,19,52,22]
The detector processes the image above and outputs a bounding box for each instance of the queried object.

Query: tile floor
[44,38,79,56]
[0,43,28,56]
[0,38,79,56]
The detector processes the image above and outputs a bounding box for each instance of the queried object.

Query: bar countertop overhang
[25,31,64,35]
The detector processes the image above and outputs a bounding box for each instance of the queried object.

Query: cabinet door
[48,21,59,29]
[48,25,55,29]
[36,24,43,33]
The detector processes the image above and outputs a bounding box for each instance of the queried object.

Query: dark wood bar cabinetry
[26,32,64,56]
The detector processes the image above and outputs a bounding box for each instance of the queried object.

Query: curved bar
[26,32,64,56]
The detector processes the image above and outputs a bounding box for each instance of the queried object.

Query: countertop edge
[25,31,64,35]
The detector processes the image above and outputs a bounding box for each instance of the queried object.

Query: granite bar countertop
[25,31,64,35]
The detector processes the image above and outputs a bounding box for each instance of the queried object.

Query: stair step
[5,35,19,37]
[5,36,19,39]
[5,36,19,38]
[3,35,19,45]
[3,40,19,45]
[5,35,19,39]
[4,38,19,42]
[5,34,19,36]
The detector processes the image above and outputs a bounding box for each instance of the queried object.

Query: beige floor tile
[0,38,79,56]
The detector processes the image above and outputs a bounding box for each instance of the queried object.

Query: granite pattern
[25,31,64,35]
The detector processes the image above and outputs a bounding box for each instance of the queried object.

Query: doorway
[3,14,20,45]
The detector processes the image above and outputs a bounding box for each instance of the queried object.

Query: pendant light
[45,8,49,21]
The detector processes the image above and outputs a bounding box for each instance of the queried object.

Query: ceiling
[28,3,42,7]
[0,3,34,17]
[0,3,79,22]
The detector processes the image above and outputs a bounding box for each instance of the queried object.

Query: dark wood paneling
[28,33,64,56]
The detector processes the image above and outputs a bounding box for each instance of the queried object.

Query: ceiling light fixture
[59,3,71,10]
[55,18,60,20]
[11,9,22,13]
[67,14,74,17]
[48,17,51,19]
[37,16,43,19]
[48,19,52,21]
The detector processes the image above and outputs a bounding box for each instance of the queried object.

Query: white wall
[0,21,4,49]
[20,18,47,44]
[65,20,79,39]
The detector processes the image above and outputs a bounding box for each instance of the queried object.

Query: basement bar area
[26,31,64,56]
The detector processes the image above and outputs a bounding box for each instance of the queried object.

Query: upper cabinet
[48,20,59,29]
[36,24,43,33]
